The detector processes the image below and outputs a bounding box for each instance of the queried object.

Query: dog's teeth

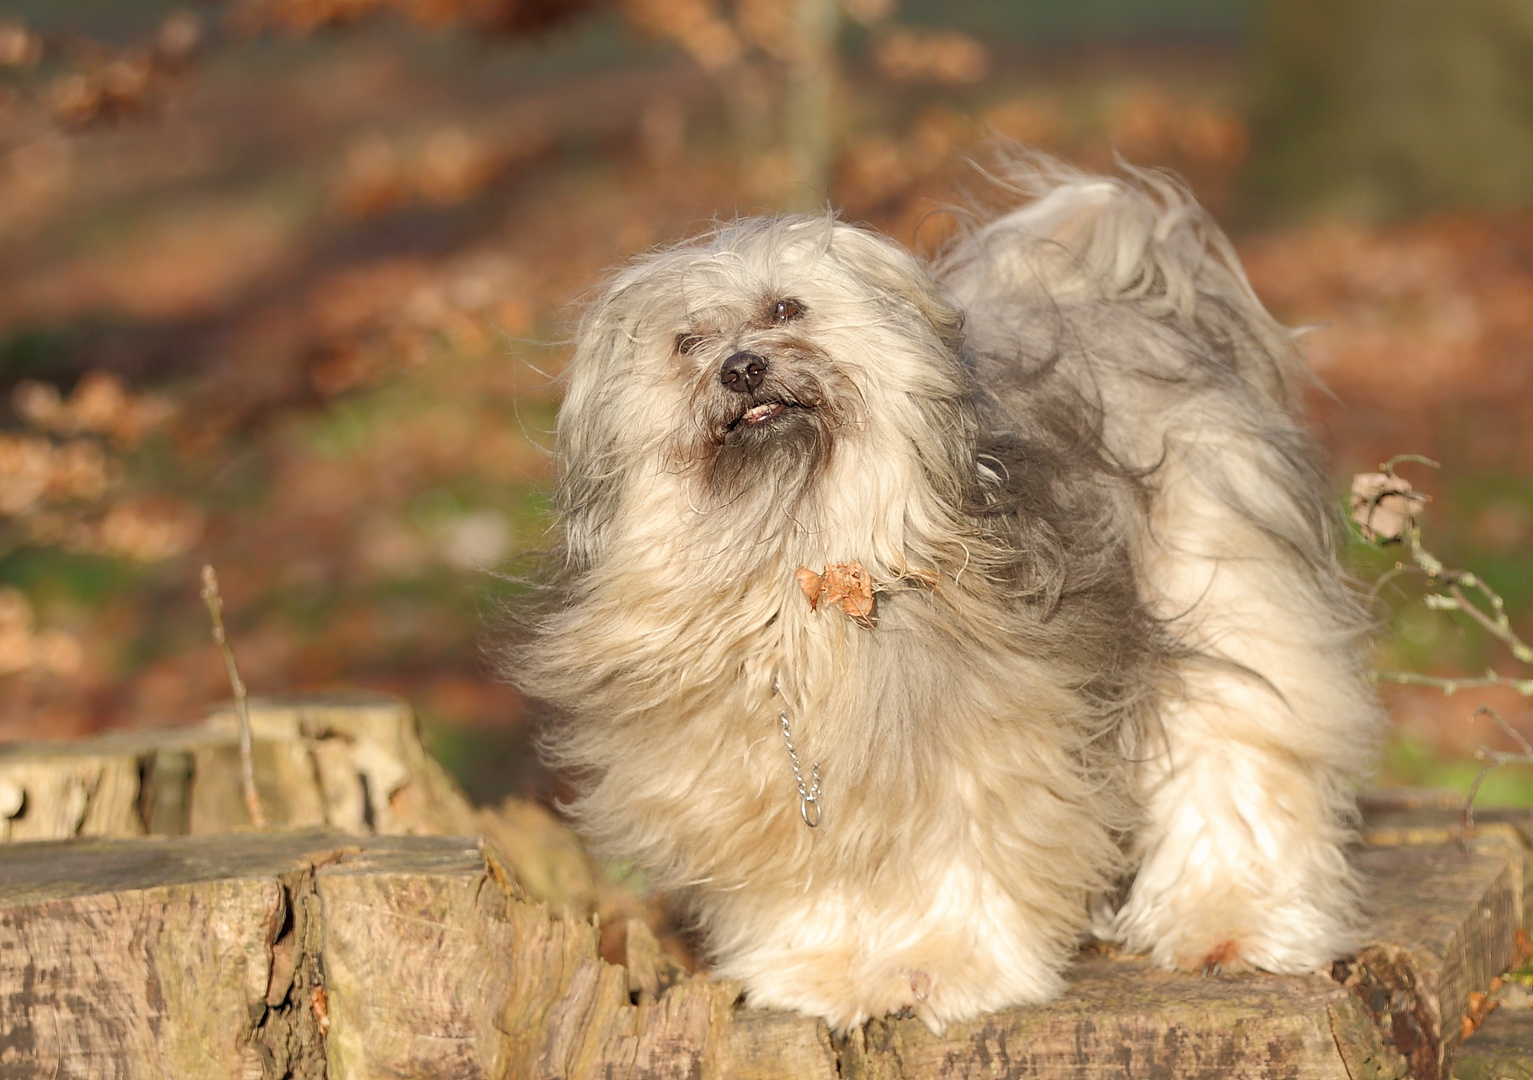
[742,403,785,424]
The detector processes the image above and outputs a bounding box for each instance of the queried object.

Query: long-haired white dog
[513,159,1381,1033]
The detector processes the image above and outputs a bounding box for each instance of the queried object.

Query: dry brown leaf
[1350,472,1427,542]
[822,562,873,620]
[794,566,823,609]
[797,560,875,623]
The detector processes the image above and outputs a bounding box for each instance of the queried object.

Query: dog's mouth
[697,373,842,493]
[726,399,811,433]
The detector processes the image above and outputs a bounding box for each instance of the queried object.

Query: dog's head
[557,216,972,572]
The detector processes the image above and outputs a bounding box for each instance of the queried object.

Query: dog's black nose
[720,352,767,394]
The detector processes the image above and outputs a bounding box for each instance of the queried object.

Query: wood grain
[0,692,479,843]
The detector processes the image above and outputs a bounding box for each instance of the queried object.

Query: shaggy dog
[513,160,1382,1034]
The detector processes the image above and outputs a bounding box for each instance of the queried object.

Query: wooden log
[0,830,492,1078]
[0,732,148,842]
[1,818,1524,1079]
[0,829,836,1080]
[839,956,1395,1080]
[0,692,500,878]
[800,819,1527,1080]
[1337,828,1525,1079]
[0,692,480,843]
[1361,790,1533,937]
[3,706,1531,1079]
[0,695,666,947]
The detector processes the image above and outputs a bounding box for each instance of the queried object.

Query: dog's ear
[828,226,966,356]
[552,298,642,572]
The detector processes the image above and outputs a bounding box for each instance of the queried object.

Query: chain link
[778,707,822,828]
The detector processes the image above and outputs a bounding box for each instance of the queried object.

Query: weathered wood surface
[2,706,1531,1079]
[0,692,480,842]
[1340,827,1525,1079]
[0,830,520,1078]
[828,822,1525,1080]
[840,955,1390,1080]
[1451,984,1533,1080]
[0,693,620,922]
[0,829,835,1080]
[0,820,1523,1079]
[0,821,1513,1080]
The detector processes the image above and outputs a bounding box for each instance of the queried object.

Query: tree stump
[0,692,481,842]
[1,699,1529,1079]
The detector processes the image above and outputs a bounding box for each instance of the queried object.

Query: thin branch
[1447,580,1533,666]
[1362,458,1533,849]
[1477,703,1533,757]
[1460,706,1533,847]
[1403,523,1444,577]
[1372,518,1531,691]
[1381,454,1440,477]
[1372,670,1533,696]
[1460,760,1495,848]
[1367,563,1418,606]
[199,564,266,828]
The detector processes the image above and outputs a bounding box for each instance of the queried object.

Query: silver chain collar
[773,678,822,828]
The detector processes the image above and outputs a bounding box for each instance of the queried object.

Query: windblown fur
[511,157,1382,1033]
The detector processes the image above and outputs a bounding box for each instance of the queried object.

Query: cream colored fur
[514,158,1382,1034]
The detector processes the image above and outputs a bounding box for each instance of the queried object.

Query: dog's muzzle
[719,351,800,429]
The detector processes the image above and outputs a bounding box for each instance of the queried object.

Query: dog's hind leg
[1112,428,1381,975]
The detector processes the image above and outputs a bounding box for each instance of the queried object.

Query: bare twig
[1359,456,1533,844]
[199,564,266,827]
[1460,706,1533,846]
[1382,453,1441,477]
[1365,457,1531,694]
[1373,670,1533,696]
[1367,563,1418,605]
[1447,579,1533,665]
[1479,704,1533,757]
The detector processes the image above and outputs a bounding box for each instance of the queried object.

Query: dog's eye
[675,333,705,355]
[772,299,803,323]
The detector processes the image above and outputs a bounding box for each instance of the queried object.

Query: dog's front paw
[906,970,948,1037]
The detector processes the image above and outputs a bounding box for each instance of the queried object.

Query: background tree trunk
[1249,0,1533,219]
[782,0,840,212]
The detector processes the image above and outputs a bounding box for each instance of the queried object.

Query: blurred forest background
[1,0,1531,805]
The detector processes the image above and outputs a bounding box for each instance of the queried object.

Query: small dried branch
[1480,703,1533,757]
[1363,456,1531,693]
[1357,457,1533,846]
[199,564,266,828]
[1446,580,1533,665]
[1460,706,1533,846]
[1381,453,1441,477]
[1372,670,1533,697]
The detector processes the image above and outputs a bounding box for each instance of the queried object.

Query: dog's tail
[934,153,1308,412]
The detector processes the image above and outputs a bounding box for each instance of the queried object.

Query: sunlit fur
[510,157,1382,1034]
